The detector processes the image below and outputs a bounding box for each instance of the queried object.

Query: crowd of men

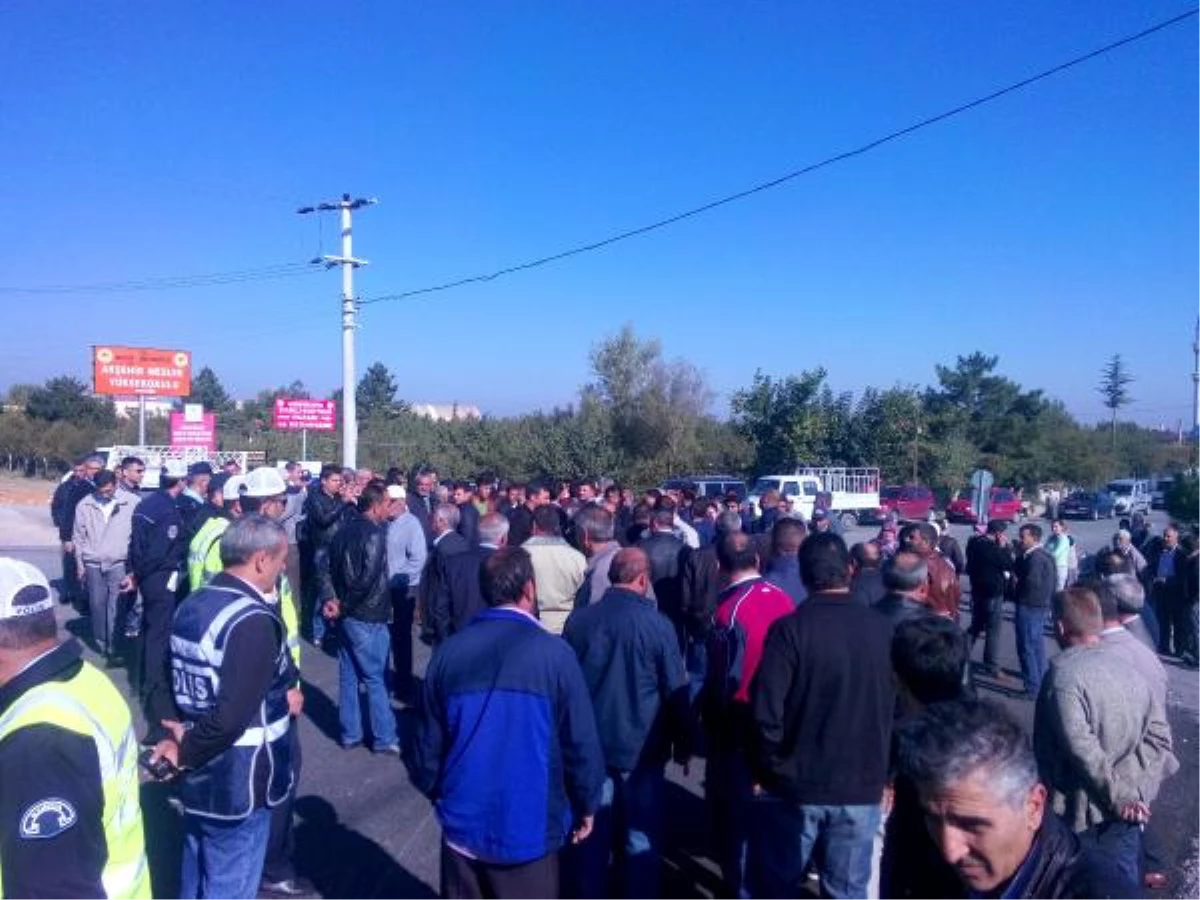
[5,459,1194,898]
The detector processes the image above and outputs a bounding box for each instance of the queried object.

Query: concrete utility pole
[1192,316,1199,438]
[297,193,376,469]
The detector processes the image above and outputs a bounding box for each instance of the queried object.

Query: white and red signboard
[273,398,336,431]
[94,346,192,397]
[170,412,216,450]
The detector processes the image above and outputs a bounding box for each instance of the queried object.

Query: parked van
[1105,478,1151,516]
[1152,476,1174,510]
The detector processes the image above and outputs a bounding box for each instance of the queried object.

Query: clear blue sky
[1,2,1196,428]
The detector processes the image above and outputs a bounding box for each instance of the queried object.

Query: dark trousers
[140,570,179,727]
[969,592,1004,673]
[390,584,417,700]
[262,720,301,884]
[440,842,558,899]
[1177,602,1200,662]
[61,548,84,607]
[1085,820,1141,887]
[1152,583,1177,654]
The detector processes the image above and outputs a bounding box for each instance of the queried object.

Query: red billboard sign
[170,412,216,450]
[94,346,191,397]
[273,398,336,431]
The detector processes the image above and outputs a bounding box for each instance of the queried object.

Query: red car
[875,485,937,522]
[945,487,1023,524]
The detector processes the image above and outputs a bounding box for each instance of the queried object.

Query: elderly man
[562,548,691,898]
[872,551,938,629]
[1034,586,1178,886]
[72,469,139,660]
[893,698,1133,897]
[573,505,621,608]
[151,516,297,899]
[385,484,426,700]
[428,512,509,644]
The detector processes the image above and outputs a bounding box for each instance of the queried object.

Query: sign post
[93,346,193,446]
[970,468,995,523]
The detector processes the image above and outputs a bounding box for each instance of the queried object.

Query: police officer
[148,516,297,899]
[0,558,150,898]
[187,475,245,592]
[126,459,189,745]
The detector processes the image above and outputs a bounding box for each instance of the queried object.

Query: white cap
[0,558,55,621]
[386,484,407,500]
[243,467,287,498]
[162,459,188,479]
[222,475,248,501]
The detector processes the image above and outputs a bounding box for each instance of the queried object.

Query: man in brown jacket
[899,522,961,619]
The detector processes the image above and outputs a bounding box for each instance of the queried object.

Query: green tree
[187,366,234,414]
[730,368,829,473]
[25,376,116,430]
[356,362,407,421]
[1165,471,1198,525]
[1097,354,1134,451]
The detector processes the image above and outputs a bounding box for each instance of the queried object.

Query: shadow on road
[294,796,436,898]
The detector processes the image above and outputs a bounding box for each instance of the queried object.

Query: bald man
[562,548,691,897]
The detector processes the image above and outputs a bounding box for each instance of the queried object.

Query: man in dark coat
[638,507,687,647]
[1012,523,1057,698]
[848,540,886,607]
[965,520,1015,678]
[428,512,507,643]
[873,551,938,630]
[892,698,1135,899]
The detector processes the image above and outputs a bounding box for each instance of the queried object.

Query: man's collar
[211,571,269,602]
[0,641,81,716]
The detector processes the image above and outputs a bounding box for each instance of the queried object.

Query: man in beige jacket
[523,505,586,635]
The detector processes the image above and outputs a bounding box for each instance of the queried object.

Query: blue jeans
[181,807,271,899]
[338,618,398,749]
[686,637,708,705]
[569,767,664,898]
[748,799,880,899]
[1085,820,1142,886]
[1014,605,1049,696]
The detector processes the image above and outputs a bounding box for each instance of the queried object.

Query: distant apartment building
[411,402,481,422]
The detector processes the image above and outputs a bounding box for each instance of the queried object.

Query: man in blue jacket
[562,547,691,898]
[415,546,604,899]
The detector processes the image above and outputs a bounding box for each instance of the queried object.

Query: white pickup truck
[748,466,882,528]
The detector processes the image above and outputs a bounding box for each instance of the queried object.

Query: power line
[359,7,1198,308]
[0,262,319,295]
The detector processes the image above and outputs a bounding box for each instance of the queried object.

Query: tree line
[0,327,1194,506]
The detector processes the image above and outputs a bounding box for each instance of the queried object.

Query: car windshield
[752,478,781,494]
[881,486,902,499]
[1107,483,1133,496]
[1069,492,1094,502]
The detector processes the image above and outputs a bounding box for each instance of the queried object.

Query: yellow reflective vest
[0,661,151,899]
[187,517,301,681]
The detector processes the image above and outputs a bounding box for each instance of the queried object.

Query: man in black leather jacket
[325,481,399,754]
[303,464,349,643]
[892,697,1134,899]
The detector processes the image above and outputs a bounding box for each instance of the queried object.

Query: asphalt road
[0,508,1196,898]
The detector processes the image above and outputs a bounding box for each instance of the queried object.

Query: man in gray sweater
[1034,586,1178,887]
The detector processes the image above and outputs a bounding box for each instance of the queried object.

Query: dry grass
[0,473,55,506]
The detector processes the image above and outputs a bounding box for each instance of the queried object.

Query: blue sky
[1,2,1196,428]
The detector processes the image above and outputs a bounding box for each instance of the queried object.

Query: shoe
[340,741,362,751]
[260,876,316,897]
[1143,871,1168,890]
[373,744,401,757]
